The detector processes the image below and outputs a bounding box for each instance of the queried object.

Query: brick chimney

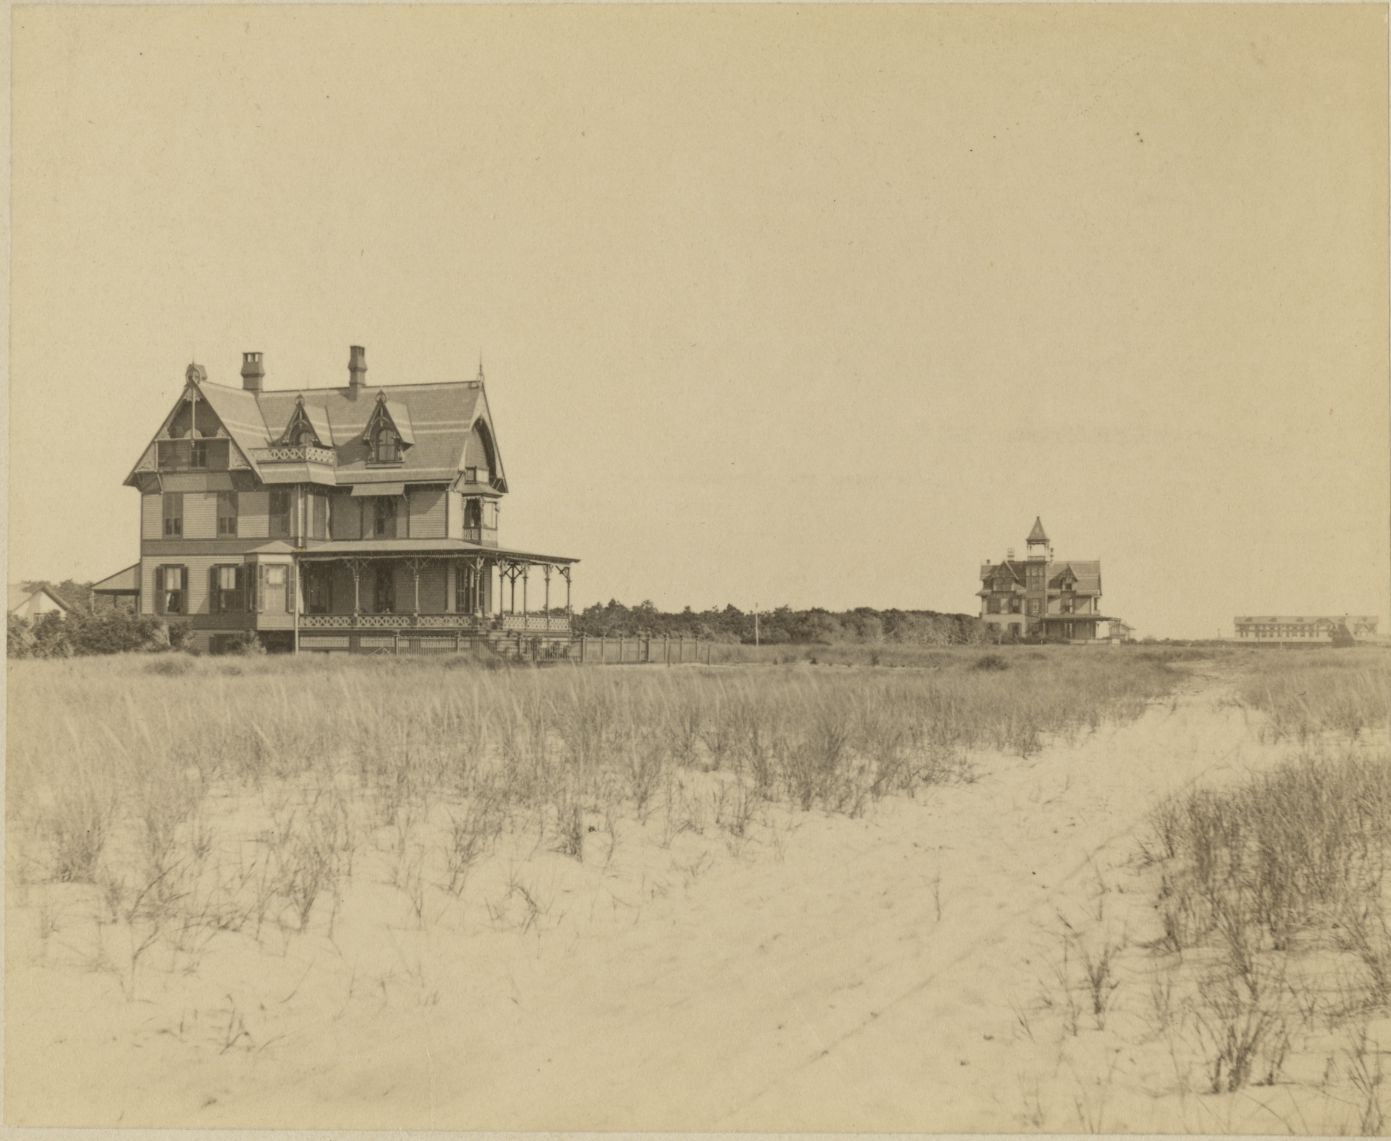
[241,351,265,393]
[348,345,367,391]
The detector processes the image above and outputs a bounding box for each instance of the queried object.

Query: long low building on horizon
[1233,615,1379,643]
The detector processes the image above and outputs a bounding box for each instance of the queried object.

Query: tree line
[570,600,990,645]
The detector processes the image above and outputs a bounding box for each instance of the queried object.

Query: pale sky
[9,4,1388,638]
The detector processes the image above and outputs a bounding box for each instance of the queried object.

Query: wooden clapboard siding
[141,495,162,540]
[183,492,218,539]
[139,559,158,615]
[159,472,237,493]
[239,491,270,538]
[446,491,463,539]
[409,487,447,538]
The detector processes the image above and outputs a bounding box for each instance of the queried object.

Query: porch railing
[300,611,572,632]
[253,444,336,465]
[499,614,572,633]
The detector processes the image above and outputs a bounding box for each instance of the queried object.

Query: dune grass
[1102,651,1391,1123]
[1235,648,1391,742]
[8,648,1182,972]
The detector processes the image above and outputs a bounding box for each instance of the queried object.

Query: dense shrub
[7,609,179,658]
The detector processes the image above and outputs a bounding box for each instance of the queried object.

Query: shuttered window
[156,565,186,614]
[210,564,244,612]
[258,564,290,613]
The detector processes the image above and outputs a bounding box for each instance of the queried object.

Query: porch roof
[92,564,141,593]
[296,538,578,564]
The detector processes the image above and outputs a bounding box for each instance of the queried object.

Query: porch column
[406,556,423,615]
[522,565,529,617]
[348,557,366,616]
[561,565,572,614]
[543,564,552,616]
[472,557,485,616]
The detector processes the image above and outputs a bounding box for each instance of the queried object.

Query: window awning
[350,483,406,497]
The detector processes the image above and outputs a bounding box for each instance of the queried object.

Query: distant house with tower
[97,345,578,654]
[978,517,1109,642]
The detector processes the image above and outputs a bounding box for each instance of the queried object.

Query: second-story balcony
[252,443,337,466]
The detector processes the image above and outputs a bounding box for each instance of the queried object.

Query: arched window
[465,422,495,483]
[373,424,401,463]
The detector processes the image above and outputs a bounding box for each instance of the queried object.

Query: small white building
[8,584,73,621]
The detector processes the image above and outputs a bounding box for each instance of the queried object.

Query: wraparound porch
[289,539,577,651]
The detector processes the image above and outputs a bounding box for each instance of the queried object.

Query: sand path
[230,668,1265,1130]
[9,666,1288,1130]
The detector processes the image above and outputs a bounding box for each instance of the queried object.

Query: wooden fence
[296,628,710,664]
[574,634,711,665]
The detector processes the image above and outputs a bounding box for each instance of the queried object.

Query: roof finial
[477,353,485,382]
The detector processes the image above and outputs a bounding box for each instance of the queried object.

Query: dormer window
[278,401,331,451]
[361,396,412,465]
[373,424,401,464]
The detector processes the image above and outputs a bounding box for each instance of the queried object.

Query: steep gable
[124,366,264,487]
[274,398,334,447]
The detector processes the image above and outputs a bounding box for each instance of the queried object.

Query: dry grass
[8,648,1180,979]
[1095,652,1391,1119]
[1236,649,1391,743]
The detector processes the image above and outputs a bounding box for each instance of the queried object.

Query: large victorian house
[104,347,577,654]
[978,517,1108,642]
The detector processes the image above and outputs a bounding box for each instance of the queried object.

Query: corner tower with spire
[978,518,1109,642]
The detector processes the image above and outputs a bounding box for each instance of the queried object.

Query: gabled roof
[255,381,504,489]
[123,373,263,486]
[126,368,509,491]
[1027,516,1049,544]
[381,399,414,447]
[979,557,1101,595]
[276,398,334,446]
[1050,558,1101,595]
[980,560,1023,583]
[8,583,73,614]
